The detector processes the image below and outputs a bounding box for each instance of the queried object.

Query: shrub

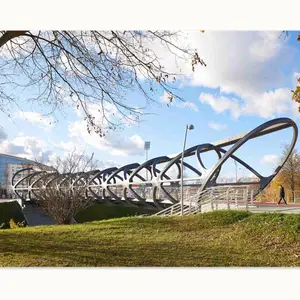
[9,219,26,229]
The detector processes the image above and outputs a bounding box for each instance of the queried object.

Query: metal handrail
[155,184,259,216]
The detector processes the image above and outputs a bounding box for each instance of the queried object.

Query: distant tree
[34,149,100,172]
[277,144,300,202]
[50,150,100,173]
[0,31,205,135]
[260,175,283,203]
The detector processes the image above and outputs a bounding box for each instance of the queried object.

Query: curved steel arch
[13,117,298,210]
[200,117,298,193]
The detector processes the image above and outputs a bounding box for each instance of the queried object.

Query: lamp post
[181,124,194,216]
[144,141,150,181]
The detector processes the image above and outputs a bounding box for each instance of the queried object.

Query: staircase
[154,185,258,216]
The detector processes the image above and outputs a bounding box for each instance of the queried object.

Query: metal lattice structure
[13,118,298,210]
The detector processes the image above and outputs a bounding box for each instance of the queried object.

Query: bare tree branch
[0,30,205,135]
[33,151,100,224]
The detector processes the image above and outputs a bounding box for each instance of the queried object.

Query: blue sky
[0,31,299,180]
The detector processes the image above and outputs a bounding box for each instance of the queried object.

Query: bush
[35,187,92,225]
[9,219,26,229]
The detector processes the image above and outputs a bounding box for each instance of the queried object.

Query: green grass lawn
[1,210,300,267]
[0,201,26,229]
[75,203,156,223]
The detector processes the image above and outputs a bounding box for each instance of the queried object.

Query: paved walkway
[22,204,55,226]
[248,202,300,214]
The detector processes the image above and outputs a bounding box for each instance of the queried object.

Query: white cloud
[52,141,87,157]
[160,91,198,112]
[243,88,291,118]
[185,31,289,97]
[181,101,199,112]
[148,31,288,96]
[74,101,140,129]
[0,135,53,162]
[249,32,282,62]
[110,134,144,156]
[56,141,79,152]
[66,101,146,157]
[152,31,297,119]
[0,132,120,170]
[97,160,120,169]
[208,122,227,131]
[199,93,242,118]
[14,111,54,131]
[68,119,145,157]
[200,87,293,119]
[192,32,297,119]
[47,151,119,172]
[260,154,279,166]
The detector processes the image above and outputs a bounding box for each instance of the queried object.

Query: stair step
[154,185,257,216]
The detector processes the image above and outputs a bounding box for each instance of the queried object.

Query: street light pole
[181,124,194,216]
[144,141,150,181]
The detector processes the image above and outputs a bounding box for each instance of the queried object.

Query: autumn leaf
[292,34,300,110]
[292,83,300,103]
[167,92,173,102]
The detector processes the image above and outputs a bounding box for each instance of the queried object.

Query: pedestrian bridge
[12,118,298,214]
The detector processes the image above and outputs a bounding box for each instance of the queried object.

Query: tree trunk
[57,218,72,225]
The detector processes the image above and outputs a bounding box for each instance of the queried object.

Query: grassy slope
[0,202,25,229]
[1,210,300,267]
[75,203,155,223]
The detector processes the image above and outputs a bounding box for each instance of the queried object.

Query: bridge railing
[155,184,260,216]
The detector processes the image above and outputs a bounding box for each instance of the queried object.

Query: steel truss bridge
[12,118,298,214]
